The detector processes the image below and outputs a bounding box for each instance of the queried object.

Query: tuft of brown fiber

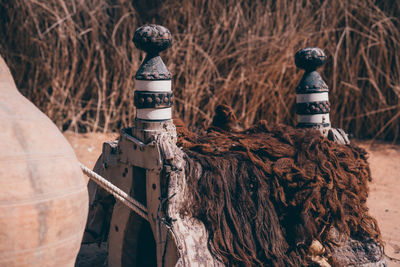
[177,105,382,266]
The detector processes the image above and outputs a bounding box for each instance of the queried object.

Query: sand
[357,141,400,266]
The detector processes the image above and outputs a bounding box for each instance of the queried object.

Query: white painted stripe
[296,92,329,103]
[136,108,172,120]
[297,114,330,124]
[135,80,171,92]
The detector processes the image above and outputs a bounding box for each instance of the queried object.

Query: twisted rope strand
[79,162,148,221]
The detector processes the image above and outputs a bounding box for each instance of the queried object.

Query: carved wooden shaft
[295,47,331,135]
[107,24,178,267]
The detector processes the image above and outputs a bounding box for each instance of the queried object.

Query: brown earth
[65,132,400,266]
[357,141,400,266]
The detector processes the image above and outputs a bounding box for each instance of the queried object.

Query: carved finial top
[133,24,172,55]
[295,47,326,72]
[295,47,328,93]
[133,24,172,80]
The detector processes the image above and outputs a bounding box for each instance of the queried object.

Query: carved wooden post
[295,47,331,135]
[83,23,222,267]
[130,24,178,266]
[133,24,173,124]
[295,47,349,144]
[111,24,177,266]
[84,25,178,267]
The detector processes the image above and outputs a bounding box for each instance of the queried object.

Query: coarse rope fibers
[79,163,148,220]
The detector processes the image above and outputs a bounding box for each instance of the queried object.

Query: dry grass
[0,0,399,141]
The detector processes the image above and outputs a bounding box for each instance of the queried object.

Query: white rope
[79,162,148,221]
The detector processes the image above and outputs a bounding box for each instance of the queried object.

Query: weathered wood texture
[84,119,222,266]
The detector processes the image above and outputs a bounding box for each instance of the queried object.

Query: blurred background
[0,0,399,142]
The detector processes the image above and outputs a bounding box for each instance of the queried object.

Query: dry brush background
[0,0,399,141]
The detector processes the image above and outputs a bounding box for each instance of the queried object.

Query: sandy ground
[65,132,400,266]
[357,141,400,266]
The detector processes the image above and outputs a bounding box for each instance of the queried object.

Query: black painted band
[296,101,330,115]
[297,122,331,128]
[134,91,173,109]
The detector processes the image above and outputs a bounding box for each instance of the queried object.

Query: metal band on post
[133,24,173,121]
[295,47,331,134]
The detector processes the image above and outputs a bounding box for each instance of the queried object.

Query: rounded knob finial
[133,24,172,55]
[295,47,326,72]
[133,24,173,121]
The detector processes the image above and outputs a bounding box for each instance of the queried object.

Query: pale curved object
[0,56,88,266]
